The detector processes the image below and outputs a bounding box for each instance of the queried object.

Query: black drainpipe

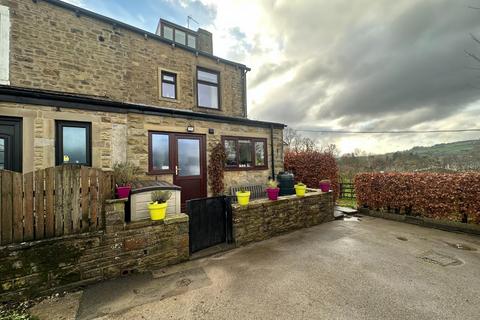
[270,124,275,179]
[242,68,248,117]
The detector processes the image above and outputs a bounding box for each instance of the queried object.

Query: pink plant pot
[116,186,131,199]
[319,181,331,192]
[266,188,280,201]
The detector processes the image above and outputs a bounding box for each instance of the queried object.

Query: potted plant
[113,162,142,199]
[148,190,172,221]
[294,182,307,197]
[236,189,251,206]
[266,179,280,201]
[319,179,331,192]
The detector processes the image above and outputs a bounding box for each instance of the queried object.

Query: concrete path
[31,216,480,320]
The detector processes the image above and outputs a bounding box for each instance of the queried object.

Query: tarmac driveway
[32,216,480,320]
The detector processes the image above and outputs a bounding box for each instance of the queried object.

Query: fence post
[1,171,13,245]
[12,172,23,242]
[23,172,34,242]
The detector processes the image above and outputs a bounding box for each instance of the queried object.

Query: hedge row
[284,150,339,199]
[355,173,480,224]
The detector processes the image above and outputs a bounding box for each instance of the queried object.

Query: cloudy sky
[66,0,480,155]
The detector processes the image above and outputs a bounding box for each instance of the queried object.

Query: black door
[0,117,22,172]
[186,196,233,253]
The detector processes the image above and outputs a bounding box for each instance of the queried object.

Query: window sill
[224,166,268,172]
[196,105,221,111]
[159,97,180,104]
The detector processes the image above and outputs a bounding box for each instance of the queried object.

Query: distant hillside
[339,139,480,179]
[399,140,480,157]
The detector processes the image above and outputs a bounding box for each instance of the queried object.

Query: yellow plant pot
[236,191,251,206]
[148,202,168,221]
[294,184,307,197]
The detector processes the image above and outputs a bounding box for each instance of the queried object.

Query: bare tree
[283,128,298,147]
[284,128,319,152]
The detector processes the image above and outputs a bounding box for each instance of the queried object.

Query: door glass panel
[63,126,87,164]
[151,133,170,171]
[0,138,5,170]
[178,138,200,176]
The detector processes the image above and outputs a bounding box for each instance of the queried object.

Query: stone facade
[0,102,284,194]
[232,191,335,246]
[0,199,189,301]
[1,0,247,118]
[0,0,285,192]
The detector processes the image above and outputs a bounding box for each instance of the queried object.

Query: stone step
[335,206,358,214]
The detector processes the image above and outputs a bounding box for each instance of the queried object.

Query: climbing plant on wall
[208,142,227,195]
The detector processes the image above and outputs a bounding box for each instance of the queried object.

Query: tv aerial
[187,15,199,29]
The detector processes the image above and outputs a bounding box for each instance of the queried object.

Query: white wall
[0,5,10,85]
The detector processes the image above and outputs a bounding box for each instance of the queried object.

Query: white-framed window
[0,5,10,85]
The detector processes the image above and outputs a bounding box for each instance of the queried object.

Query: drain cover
[419,250,462,267]
[444,242,477,251]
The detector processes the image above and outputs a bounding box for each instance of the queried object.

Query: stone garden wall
[0,199,189,301]
[232,191,334,246]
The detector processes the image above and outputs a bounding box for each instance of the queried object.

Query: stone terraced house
[0,0,285,205]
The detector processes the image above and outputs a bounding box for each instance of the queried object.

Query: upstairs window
[161,71,177,99]
[163,25,173,41]
[187,34,196,49]
[0,5,10,85]
[197,68,219,109]
[174,29,186,45]
[222,137,267,170]
[55,121,91,166]
[161,23,198,49]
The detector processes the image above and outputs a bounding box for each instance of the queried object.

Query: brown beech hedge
[284,150,339,199]
[355,173,480,224]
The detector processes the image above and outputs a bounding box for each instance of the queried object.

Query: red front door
[173,134,207,209]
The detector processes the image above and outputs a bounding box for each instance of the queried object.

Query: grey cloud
[249,61,296,87]
[247,0,480,136]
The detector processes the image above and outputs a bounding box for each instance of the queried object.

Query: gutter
[0,85,286,129]
[37,0,251,71]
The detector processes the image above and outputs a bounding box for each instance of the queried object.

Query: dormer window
[174,29,186,45]
[163,25,173,41]
[161,22,197,50]
[187,34,196,49]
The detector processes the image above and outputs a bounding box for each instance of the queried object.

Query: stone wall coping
[105,198,128,204]
[164,213,189,225]
[232,190,331,210]
[0,231,104,251]
[124,213,189,230]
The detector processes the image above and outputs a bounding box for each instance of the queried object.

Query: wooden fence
[340,182,356,199]
[0,165,113,245]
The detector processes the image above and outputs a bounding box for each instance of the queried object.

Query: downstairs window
[222,136,267,170]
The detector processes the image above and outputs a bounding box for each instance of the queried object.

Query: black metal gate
[186,196,233,254]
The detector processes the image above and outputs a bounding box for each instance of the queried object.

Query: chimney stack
[197,28,213,55]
